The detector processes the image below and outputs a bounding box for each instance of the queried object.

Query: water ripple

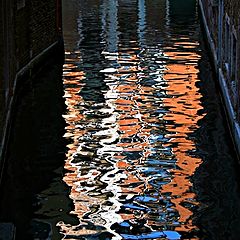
[61,1,203,239]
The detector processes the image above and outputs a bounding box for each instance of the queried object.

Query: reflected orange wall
[114,51,152,196]
[162,42,203,233]
[61,1,204,236]
[62,55,93,222]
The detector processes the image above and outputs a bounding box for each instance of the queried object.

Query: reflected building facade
[61,0,204,239]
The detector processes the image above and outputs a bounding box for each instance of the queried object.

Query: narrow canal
[1,0,240,239]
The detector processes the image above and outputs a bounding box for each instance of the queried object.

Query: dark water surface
[1,0,240,239]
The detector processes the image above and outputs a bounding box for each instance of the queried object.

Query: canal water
[1,0,240,239]
[60,0,240,239]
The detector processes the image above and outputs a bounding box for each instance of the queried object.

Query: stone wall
[224,1,240,27]
[223,1,240,109]
[200,0,218,49]
[201,0,240,113]
[199,0,240,154]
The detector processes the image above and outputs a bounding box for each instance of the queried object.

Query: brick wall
[14,0,60,69]
[0,0,62,108]
[0,0,15,106]
[0,2,4,128]
[15,3,31,70]
[0,3,3,99]
[0,0,63,161]
[30,1,58,58]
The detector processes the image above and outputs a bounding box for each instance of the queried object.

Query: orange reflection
[61,33,204,240]
[61,53,89,226]
[162,40,203,233]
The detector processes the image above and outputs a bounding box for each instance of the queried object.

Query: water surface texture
[60,0,240,239]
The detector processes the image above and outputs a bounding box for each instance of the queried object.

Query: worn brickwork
[0,0,15,127]
[15,3,31,70]
[0,4,3,99]
[0,0,63,166]
[0,2,4,135]
[14,0,60,69]
[0,0,62,109]
[0,10,3,84]
[30,1,58,57]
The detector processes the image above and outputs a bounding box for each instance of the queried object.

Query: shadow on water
[0,59,77,239]
[192,33,240,240]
